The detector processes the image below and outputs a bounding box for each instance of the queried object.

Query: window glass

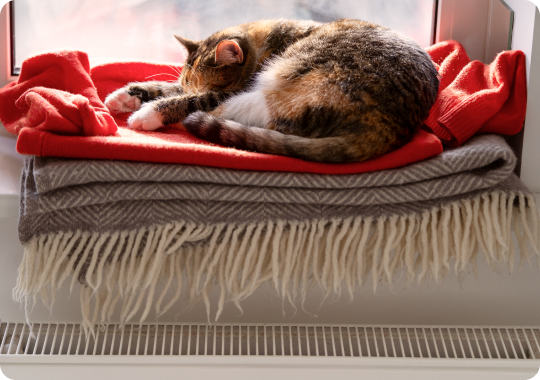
[13,0,435,70]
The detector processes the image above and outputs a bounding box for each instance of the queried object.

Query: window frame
[1,0,540,191]
[0,1,15,88]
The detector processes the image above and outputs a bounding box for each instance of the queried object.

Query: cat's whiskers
[163,64,183,77]
[145,73,180,80]
[156,57,184,77]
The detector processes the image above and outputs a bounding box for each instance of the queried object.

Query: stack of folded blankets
[1,41,538,333]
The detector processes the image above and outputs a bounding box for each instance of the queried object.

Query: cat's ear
[174,35,199,55]
[215,40,244,65]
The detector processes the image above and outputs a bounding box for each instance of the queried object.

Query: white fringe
[13,191,540,335]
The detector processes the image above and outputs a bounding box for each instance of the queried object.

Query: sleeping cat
[105,19,439,162]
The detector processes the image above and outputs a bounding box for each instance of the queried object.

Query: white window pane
[13,0,435,69]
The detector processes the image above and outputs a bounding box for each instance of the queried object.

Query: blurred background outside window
[12,0,435,71]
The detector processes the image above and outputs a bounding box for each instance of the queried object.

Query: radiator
[1,321,539,358]
[1,322,539,380]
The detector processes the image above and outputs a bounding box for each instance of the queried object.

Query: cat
[105,19,439,163]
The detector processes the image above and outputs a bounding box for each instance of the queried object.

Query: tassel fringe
[13,191,540,335]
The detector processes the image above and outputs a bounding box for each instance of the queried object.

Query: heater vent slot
[1,322,539,359]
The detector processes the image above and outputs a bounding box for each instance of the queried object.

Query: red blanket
[0,51,118,137]
[0,40,527,174]
[425,40,527,146]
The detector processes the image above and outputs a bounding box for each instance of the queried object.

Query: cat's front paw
[104,88,142,114]
[127,103,164,131]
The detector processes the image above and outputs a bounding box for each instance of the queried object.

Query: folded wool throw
[14,134,540,333]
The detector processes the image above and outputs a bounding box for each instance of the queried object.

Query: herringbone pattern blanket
[21,135,519,239]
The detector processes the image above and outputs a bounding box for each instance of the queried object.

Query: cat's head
[175,33,254,94]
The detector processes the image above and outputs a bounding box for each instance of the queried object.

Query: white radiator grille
[1,322,539,359]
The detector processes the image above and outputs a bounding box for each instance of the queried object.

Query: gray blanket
[19,134,522,243]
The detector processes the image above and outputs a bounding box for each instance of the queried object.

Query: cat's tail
[183,111,369,163]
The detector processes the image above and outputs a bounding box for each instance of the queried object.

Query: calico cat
[105,19,439,162]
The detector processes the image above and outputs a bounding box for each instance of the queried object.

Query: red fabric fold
[0,50,117,136]
[14,87,117,136]
[16,126,442,175]
[425,40,527,146]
